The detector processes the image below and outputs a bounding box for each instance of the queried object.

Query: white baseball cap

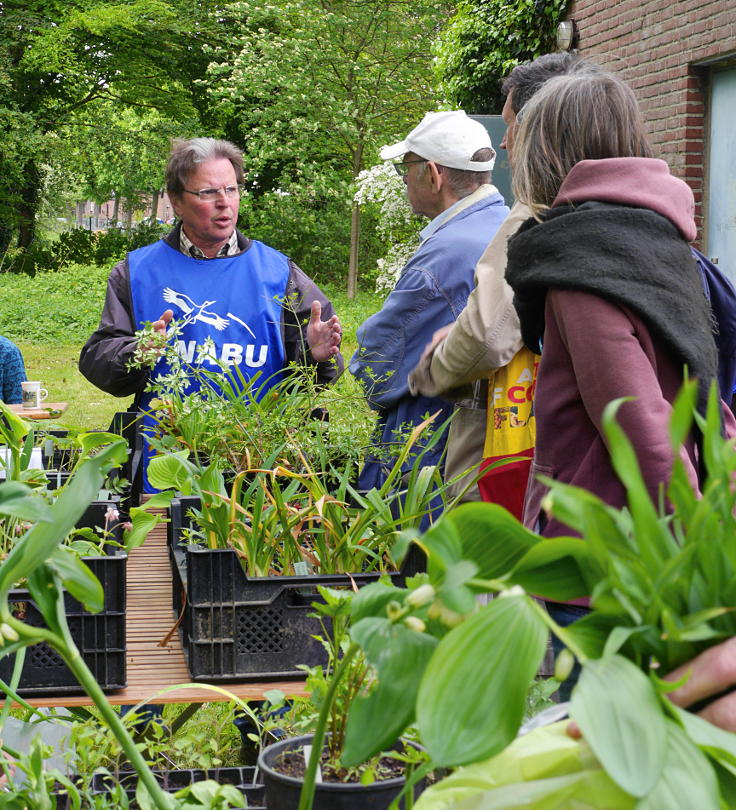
[380,110,495,171]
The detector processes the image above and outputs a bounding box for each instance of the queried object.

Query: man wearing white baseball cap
[350,110,509,516]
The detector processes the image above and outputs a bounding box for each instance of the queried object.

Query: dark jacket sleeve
[282,260,344,386]
[78,258,149,397]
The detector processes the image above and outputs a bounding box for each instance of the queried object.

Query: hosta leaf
[125,507,165,550]
[636,720,720,810]
[570,655,666,797]
[78,431,123,454]
[416,593,547,767]
[342,617,438,766]
[147,450,194,493]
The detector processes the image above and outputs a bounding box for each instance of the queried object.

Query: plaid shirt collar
[179,227,240,259]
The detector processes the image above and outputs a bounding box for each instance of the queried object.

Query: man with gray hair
[350,111,508,503]
[80,137,342,489]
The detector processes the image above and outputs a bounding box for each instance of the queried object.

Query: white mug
[21,381,48,410]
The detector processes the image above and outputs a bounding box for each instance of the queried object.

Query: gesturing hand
[136,309,174,367]
[306,300,342,363]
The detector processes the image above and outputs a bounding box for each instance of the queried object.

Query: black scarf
[505,202,717,416]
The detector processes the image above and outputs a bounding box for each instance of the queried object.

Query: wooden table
[7,402,68,420]
[22,513,308,709]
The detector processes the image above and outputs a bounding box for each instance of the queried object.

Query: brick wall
[567,0,736,240]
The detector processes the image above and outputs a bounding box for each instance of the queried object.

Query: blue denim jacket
[350,187,509,493]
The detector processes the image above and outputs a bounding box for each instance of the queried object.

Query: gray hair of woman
[511,70,653,219]
[165,137,245,196]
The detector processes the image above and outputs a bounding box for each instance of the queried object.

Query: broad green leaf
[26,567,64,635]
[342,617,438,766]
[636,720,720,810]
[441,560,479,614]
[417,594,547,767]
[140,490,175,510]
[667,703,736,777]
[46,547,104,613]
[419,517,464,580]
[449,771,635,809]
[444,503,540,579]
[0,402,29,447]
[78,431,124,454]
[411,720,635,810]
[570,655,666,797]
[124,508,165,550]
[538,478,610,537]
[146,450,194,493]
[0,480,52,522]
[510,537,590,601]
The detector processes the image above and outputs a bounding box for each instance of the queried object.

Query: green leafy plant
[149,411,453,577]
[0,442,246,810]
[306,379,736,809]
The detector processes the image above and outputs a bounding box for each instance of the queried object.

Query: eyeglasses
[393,159,427,178]
[182,185,243,201]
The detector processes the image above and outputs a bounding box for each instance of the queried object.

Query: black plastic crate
[0,500,127,694]
[168,496,421,681]
[53,767,264,809]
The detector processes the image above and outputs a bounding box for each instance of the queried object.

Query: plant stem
[298,641,360,810]
[58,633,173,809]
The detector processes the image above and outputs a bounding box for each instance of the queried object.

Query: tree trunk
[347,145,364,299]
[150,189,160,223]
[125,200,133,230]
[92,202,101,230]
[347,200,360,299]
[112,195,120,226]
[16,160,41,249]
[76,202,86,228]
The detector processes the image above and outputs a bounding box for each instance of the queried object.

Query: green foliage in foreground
[318,381,736,810]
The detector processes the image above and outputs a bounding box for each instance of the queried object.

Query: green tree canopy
[434,0,571,114]
[204,0,450,294]
[0,0,213,249]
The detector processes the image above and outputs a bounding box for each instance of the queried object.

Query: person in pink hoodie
[504,69,736,698]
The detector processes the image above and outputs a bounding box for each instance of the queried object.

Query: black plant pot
[257,734,423,810]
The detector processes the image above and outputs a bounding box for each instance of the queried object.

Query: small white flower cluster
[374,241,419,295]
[354,162,422,296]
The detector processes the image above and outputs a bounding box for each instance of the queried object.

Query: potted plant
[256,586,428,810]
[149,413,454,682]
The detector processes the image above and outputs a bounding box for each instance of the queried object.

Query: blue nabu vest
[129,238,290,491]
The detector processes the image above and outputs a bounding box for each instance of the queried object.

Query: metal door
[707,69,736,283]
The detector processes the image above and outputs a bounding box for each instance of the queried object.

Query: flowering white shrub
[354,162,421,295]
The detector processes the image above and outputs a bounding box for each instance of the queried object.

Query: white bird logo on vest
[162,287,230,330]
[162,287,258,338]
